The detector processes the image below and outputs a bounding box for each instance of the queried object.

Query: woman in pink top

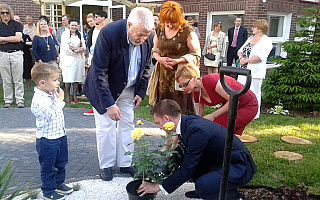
[175,63,258,135]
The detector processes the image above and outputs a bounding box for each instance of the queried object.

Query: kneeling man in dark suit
[138,99,257,199]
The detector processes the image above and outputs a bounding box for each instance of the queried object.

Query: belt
[0,50,21,53]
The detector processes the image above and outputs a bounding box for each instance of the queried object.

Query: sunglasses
[95,15,101,18]
[215,21,222,24]
[1,12,9,15]
[178,79,191,88]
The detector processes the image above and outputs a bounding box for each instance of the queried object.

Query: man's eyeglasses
[1,12,9,15]
[178,79,191,88]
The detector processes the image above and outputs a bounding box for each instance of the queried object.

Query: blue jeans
[36,136,68,195]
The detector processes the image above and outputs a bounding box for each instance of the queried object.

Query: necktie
[232,27,238,47]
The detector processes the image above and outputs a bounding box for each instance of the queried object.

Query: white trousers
[238,76,263,119]
[93,86,135,169]
[0,51,24,104]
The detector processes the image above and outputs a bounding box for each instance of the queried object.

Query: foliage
[275,184,309,200]
[125,121,180,184]
[262,7,320,112]
[0,160,30,200]
[267,101,290,115]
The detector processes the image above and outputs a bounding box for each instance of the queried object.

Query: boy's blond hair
[31,63,60,85]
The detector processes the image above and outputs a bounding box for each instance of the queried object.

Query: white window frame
[266,12,292,61]
[206,11,245,42]
[108,5,126,20]
[184,12,199,19]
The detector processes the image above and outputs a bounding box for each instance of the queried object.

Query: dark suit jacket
[228,26,248,51]
[83,19,153,115]
[162,114,257,194]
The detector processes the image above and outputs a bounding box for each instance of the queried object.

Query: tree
[262,7,320,112]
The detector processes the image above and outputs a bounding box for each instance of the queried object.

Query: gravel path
[13,178,198,200]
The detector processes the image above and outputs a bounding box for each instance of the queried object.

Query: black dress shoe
[100,167,113,181]
[119,166,136,177]
[185,190,200,198]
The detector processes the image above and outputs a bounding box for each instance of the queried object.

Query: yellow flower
[136,120,144,125]
[163,122,175,131]
[131,128,144,140]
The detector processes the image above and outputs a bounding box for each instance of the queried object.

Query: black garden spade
[218,66,252,200]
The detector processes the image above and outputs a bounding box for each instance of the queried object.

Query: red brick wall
[174,0,315,73]
[1,0,41,24]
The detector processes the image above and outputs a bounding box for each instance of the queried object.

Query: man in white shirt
[56,14,70,45]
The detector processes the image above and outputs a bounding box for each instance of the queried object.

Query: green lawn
[1,84,319,194]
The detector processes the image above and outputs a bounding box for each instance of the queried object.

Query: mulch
[261,103,319,118]
[239,186,320,200]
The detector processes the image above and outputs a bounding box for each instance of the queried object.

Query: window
[267,16,284,37]
[207,11,245,64]
[266,12,292,64]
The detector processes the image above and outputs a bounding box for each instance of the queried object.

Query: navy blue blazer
[228,26,248,51]
[83,19,153,115]
[162,114,257,194]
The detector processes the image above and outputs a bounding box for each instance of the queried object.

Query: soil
[238,186,320,200]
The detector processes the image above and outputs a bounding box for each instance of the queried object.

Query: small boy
[31,63,73,200]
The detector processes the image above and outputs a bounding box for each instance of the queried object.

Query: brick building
[1,0,41,24]
[2,0,318,70]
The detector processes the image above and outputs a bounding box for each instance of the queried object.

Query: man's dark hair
[39,15,49,24]
[95,11,107,19]
[62,14,70,20]
[68,18,79,24]
[151,99,182,118]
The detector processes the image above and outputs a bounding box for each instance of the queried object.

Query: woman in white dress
[202,22,227,74]
[237,19,272,119]
[60,18,85,103]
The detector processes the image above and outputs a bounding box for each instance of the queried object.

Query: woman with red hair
[148,1,201,114]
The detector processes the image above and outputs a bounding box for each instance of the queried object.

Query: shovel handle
[219,66,252,96]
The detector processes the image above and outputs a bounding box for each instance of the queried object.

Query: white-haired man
[83,7,154,181]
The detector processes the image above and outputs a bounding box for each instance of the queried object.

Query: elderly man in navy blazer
[83,7,154,181]
[138,99,257,199]
[227,17,248,67]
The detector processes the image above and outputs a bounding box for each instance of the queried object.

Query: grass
[1,84,319,194]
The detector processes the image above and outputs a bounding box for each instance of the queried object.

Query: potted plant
[125,120,179,200]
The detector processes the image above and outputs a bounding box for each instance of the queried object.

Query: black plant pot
[126,180,156,200]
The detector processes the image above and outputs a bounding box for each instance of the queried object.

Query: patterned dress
[156,25,195,113]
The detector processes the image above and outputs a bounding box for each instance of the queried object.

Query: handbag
[204,53,216,61]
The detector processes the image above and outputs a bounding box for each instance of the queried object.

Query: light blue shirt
[126,37,141,88]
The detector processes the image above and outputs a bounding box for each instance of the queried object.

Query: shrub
[125,121,180,184]
[262,7,320,112]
